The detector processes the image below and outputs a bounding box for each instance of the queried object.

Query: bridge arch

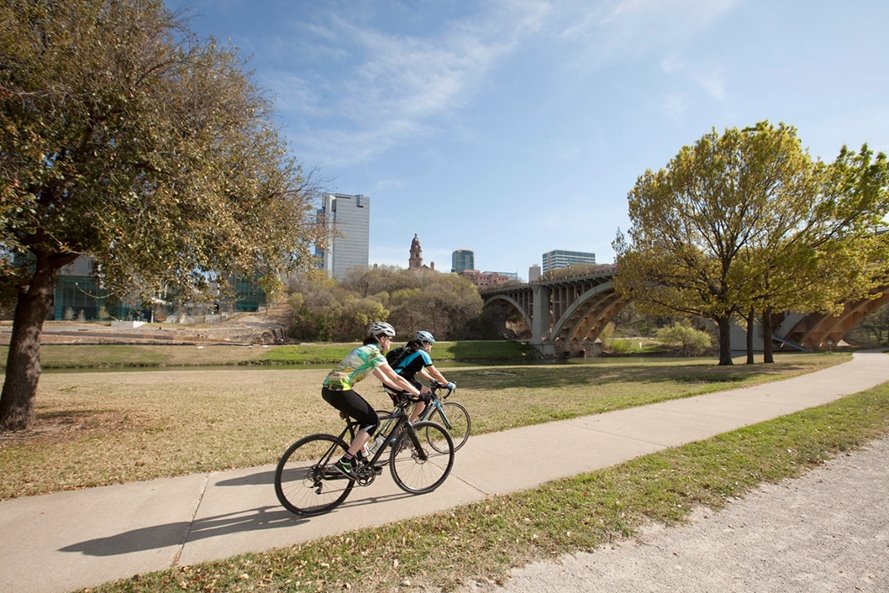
[482,293,532,333]
[550,281,626,344]
[784,290,889,349]
[480,267,887,355]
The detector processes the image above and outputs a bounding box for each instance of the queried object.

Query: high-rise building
[316,193,370,281]
[528,264,541,282]
[451,249,475,273]
[541,249,596,275]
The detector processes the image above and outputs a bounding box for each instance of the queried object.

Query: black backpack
[385,345,410,368]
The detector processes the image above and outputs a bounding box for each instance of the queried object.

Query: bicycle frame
[418,390,448,423]
[326,399,425,485]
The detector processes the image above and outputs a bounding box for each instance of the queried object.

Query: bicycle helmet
[368,321,396,338]
[415,330,436,344]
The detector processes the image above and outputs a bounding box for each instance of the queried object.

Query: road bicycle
[274,393,455,516]
[394,381,471,451]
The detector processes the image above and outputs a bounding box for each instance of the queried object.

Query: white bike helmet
[368,321,396,338]
[415,330,436,344]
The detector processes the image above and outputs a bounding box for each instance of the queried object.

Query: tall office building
[451,249,475,273]
[528,264,541,282]
[541,249,596,275]
[316,193,370,281]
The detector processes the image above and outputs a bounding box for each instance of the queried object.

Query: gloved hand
[446,382,456,391]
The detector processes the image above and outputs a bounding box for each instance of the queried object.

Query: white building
[541,249,596,275]
[316,193,370,281]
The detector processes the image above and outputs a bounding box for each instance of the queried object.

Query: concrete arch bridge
[480,266,888,357]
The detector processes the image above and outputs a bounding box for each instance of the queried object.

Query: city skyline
[166,0,889,276]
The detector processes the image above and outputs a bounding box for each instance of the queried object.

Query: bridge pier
[530,285,558,356]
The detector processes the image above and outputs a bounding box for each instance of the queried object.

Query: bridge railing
[479,264,617,295]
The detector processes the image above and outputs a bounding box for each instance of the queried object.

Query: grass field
[3,344,887,593]
[0,340,539,370]
[0,349,849,500]
[81,367,889,593]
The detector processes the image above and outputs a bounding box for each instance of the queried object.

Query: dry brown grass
[0,353,846,500]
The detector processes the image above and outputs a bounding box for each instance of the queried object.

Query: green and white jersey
[322,343,386,391]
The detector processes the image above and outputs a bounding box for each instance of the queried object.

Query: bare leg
[409,401,426,423]
[347,430,372,456]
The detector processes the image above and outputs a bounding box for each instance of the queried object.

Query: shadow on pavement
[59,506,305,556]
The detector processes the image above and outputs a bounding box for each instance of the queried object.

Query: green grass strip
[85,381,889,593]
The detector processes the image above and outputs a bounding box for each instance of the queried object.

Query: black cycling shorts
[321,387,380,435]
[405,378,432,404]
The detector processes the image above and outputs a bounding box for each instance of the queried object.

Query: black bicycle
[274,393,455,516]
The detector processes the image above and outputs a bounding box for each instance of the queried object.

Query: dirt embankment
[0,311,290,346]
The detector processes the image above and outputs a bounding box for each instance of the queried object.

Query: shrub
[656,323,712,356]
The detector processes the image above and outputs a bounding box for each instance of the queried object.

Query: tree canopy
[287,266,484,342]
[0,0,322,429]
[614,122,888,365]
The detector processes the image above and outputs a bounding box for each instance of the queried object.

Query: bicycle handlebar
[383,381,455,403]
[382,385,422,405]
[429,380,455,399]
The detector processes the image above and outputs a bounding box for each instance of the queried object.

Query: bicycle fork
[403,424,428,462]
[429,401,453,431]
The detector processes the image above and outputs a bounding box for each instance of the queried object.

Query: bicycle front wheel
[426,401,471,452]
[389,420,454,494]
[274,433,354,516]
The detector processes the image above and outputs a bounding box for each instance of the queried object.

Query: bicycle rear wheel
[426,401,471,452]
[389,420,454,494]
[274,433,354,516]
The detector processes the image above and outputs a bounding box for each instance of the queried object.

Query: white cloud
[660,55,683,74]
[374,177,407,191]
[281,1,550,168]
[273,0,739,168]
[556,0,740,71]
[663,93,689,120]
[659,53,728,105]
[605,0,739,30]
[694,69,727,100]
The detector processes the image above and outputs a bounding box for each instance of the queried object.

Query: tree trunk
[746,308,755,365]
[0,253,72,431]
[762,308,775,364]
[716,316,734,366]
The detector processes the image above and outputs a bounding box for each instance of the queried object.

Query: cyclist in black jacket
[392,330,456,422]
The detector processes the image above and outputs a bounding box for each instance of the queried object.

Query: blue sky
[165,0,889,280]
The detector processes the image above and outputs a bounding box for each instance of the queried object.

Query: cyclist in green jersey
[321,321,425,479]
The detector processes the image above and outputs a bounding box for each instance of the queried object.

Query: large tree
[615,122,888,366]
[735,145,888,362]
[614,123,818,365]
[0,0,321,430]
